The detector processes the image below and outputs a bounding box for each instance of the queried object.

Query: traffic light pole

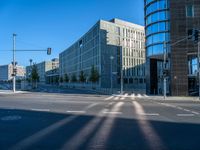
[13,34,16,93]
[198,41,200,100]
[163,42,167,100]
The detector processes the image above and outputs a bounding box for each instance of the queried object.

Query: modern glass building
[145,0,200,96]
[145,0,170,95]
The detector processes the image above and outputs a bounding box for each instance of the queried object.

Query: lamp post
[29,59,33,88]
[120,47,124,95]
[110,56,114,94]
[13,34,17,93]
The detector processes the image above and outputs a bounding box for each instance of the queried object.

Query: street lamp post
[29,59,33,88]
[110,56,114,94]
[121,47,124,95]
[13,34,17,93]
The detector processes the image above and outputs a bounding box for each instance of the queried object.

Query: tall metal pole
[110,56,114,94]
[29,59,33,88]
[13,34,17,93]
[163,42,167,99]
[198,41,200,100]
[121,47,123,95]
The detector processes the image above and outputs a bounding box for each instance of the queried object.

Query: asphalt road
[0,90,200,150]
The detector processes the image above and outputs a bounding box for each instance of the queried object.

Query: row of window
[146,32,170,46]
[146,0,168,16]
[147,43,164,56]
[123,58,145,68]
[145,0,155,5]
[123,67,145,77]
[146,21,170,36]
[146,10,169,25]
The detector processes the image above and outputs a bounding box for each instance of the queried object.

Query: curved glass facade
[145,0,170,95]
[145,0,170,56]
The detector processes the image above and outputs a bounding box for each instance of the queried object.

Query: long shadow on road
[0,108,200,150]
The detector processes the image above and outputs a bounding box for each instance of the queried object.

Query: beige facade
[0,64,25,81]
[59,18,145,88]
[26,58,59,83]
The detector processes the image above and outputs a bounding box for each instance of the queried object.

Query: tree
[59,76,63,83]
[31,64,39,88]
[71,74,77,82]
[64,73,69,83]
[89,65,100,83]
[79,70,86,83]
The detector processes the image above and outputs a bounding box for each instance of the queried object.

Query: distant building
[59,18,145,89]
[45,68,59,84]
[144,0,200,96]
[26,58,59,83]
[0,64,25,81]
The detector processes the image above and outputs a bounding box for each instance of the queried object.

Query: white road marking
[177,114,195,117]
[85,103,99,109]
[66,110,86,114]
[31,109,50,112]
[138,113,160,116]
[114,97,119,100]
[131,93,135,97]
[103,111,122,115]
[104,96,114,100]
[120,97,125,100]
[157,102,200,115]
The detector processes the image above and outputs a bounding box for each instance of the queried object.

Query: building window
[186,5,194,17]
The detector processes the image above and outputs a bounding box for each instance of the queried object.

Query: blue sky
[0,0,144,66]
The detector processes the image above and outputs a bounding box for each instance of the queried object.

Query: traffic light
[47,48,51,55]
[188,29,193,40]
[188,29,199,42]
[12,68,17,76]
[163,69,169,77]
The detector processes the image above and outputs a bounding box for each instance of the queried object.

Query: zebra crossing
[104,93,148,100]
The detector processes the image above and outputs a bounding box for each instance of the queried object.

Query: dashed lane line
[177,114,195,117]
[66,111,86,114]
[30,109,50,112]
[138,113,160,116]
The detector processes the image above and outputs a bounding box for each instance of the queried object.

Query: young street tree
[79,70,86,83]
[59,76,63,83]
[31,64,39,89]
[64,73,69,83]
[89,65,100,83]
[71,74,77,82]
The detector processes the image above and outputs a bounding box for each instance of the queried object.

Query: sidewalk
[0,90,28,95]
[146,95,200,101]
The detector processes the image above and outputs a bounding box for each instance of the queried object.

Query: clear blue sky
[0,0,144,67]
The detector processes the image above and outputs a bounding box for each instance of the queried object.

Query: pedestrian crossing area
[104,93,149,100]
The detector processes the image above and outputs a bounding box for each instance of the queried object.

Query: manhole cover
[1,115,22,121]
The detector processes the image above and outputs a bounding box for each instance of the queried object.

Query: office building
[26,58,59,83]
[145,0,200,96]
[59,18,145,88]
[0,64,25,81]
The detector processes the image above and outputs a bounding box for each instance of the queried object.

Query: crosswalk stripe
[104,96,114,100]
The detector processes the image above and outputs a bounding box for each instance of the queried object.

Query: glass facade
[145,0,170,56]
